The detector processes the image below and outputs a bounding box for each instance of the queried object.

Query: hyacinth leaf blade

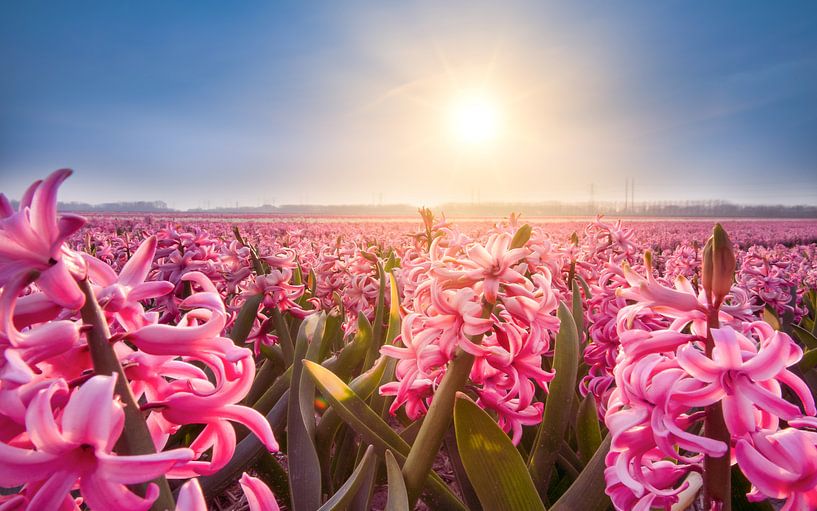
[303,360,468,510]
[799,348,817,372]
[372,269,402,419]
[364,259,388,369]
[230,293,264,346]
[576,394,602,465]
[528,301,580,498]
[571,280,585,343]
[316,354,388,462]
[316,445,376,511]
[791,323,817,350]
[444,426,484,511]
[254,452,292,509]
[318,307,345,362]
[323,312,373,381]
[549,435,611,511]
[454,394,546,511]
[272,307,295,366]
[384,449,411,511]
[287,313,327,511]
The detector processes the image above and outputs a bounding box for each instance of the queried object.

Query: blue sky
[1,1,816,208]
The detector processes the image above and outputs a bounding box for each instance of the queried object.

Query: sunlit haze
[1,2,816,209]
[449,91,502,145]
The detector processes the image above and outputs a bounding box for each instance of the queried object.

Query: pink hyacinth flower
[83,235,174,329]
[239,473,280,511]
[0,375,193,510]
[675,327,815,437]
[175,479,207,511]
[736,428,817,511]
[0,169,87,309]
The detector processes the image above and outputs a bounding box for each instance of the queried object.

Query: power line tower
[624,178,630,212]
[630,178,635,212]
[590,182,595,213]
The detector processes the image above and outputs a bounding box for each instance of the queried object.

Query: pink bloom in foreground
[0,271,79,385]
[0,169,87,309]
[0,375,193,511]
[153,356,278,477]
[736,428,817,511]
[676,326,815,437]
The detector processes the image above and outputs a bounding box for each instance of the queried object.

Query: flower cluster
[603,258,817,510]
[0,170,279,510]
[380,227,560,443]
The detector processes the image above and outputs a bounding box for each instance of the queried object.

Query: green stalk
[703,307,731,510]
[79,279,175,511]
[401,301,493,507]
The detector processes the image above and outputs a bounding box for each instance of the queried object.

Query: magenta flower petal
[61,374,124,450]
[96,449,196,484]
[26,470,79,511]
[79,473,160,511]
[239,473,280,511]
[175,479,207,511]
[118,235,158,287]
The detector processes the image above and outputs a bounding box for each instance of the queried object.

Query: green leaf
[575,274,592,300]
[271,307,295,366]
[550,435,612,511]
[254,452,291,509]
[576,394,602,465]
[371,270,402,418]
[288,314,326,511]
[571,281,585,344]
[316,356,389,483]
[762,306,781,331]
[454,395,546,511]
[363,260,388,370]
[444,426,483,511]
[318,308,344,362]
[792,324,817,350]
[322,312,372,382]
[385,450,410,511]
[529,302,580,498]
[317,445,377,511]
[303,360,467,511]
[230,293,263,346]
[800,348,817,372]
[244,354,284,406]
[250,365,291,416]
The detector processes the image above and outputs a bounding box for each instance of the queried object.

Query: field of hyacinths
[4,170,817,511]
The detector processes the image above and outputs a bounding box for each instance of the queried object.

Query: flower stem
[703,307,731,511]
[401,300,494,507]
[79,278,176,511]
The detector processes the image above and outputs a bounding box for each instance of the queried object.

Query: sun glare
[448,91,501,145]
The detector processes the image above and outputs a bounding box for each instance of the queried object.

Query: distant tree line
[6,198,814,218]
[11,200,172,212]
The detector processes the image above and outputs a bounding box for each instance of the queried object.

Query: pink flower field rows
[2,169,817,511]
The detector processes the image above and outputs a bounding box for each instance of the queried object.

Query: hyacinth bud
[702,223,736,308]
[511,223,532,249]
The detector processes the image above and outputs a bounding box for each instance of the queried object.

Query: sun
[448,91,502,145]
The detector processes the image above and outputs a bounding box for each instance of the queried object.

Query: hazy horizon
[2,2,816,208]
